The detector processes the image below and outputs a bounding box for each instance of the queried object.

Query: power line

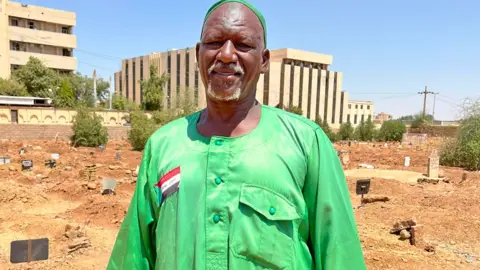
[418,86,435,117]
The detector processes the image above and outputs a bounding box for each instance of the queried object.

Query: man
[107,0,366,269]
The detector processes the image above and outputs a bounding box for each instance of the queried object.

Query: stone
[87,183,97,190]
[35,174,43,182]
[391,219,416,234]
[362,196,391,204]
[399,229,411,240]
[410,225,426,248]
[33,146,42,150]
[109,165,120,170]
[65,166,73,171]
[424,245,436,253]
[417,178,439,184]
[125,170,132,174]
[132,170,138,177]
[8,166,15,171]
[427,150,440,178]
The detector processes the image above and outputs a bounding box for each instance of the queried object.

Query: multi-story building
[345,100,375,126]
[0,0,77,78]
[114,47,370,129]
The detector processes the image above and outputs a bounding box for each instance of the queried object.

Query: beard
[206,62,244,101]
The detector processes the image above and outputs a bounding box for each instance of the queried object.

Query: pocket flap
[239,184,301,221]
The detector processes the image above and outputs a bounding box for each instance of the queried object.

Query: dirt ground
[0,138,478,269]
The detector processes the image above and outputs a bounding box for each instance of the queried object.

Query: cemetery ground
[0,138,479,269]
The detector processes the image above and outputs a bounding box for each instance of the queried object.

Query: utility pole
[93,69,97,108]
[432,92,439,119]
[418,86,434,117]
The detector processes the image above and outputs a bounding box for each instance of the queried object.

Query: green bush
[71,107,108,147]
[354,119,376,141]
[128,110,158,151]
[338,122,354,140]
[440,115,480,171]
[377,120,406,142]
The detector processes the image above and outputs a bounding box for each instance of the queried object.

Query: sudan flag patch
[154,166,181,203]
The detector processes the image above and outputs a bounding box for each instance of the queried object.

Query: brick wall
[0,124,130,140]
[408,126,459,137]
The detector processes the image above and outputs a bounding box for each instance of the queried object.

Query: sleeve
[303,128,366,270]
[107,138,159,270]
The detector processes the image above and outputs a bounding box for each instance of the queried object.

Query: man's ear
[196,42,201,68]
[261,49,270,74]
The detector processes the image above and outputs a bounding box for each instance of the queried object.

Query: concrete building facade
[114,47,368,129]
[345,100,375,126]
[0,0,77,78]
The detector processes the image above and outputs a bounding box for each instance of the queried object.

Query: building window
[307,64,313,118]
[355,104,358,109]
[11,65,20,71]
[361,105,364,109]
[125,63,129,99]
[368,115,372,121]
[62,27,70,34]
[289,61,295,106]
[298,62,304,107]
[28,21,35,29]
[263,69,270,105]
[176,52,181,106]
[347,114,351,123]
[11,110,18,123]
[140,59,144,104]
[10,18,18,26]
[194,69,199,105]
[354,115,357,124]
[167,52,171,108]
[332,72,337,124]
[367,105,370,110]
[62,48,71,56]
[132,60,136,102]
[10,42,20,51]
[185,51,190,88]
[119,73,123,96]
[348,104,351,109]
[361,115,365,122]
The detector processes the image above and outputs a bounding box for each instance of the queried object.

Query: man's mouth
[208,64,244,79]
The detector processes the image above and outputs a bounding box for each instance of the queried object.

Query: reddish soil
[0,138,478,269]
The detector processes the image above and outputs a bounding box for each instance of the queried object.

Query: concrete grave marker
[21,160,33,171]
[0,156,11,165]
[51,153,59,160]
[427,150,439,178]
[404,156,411,167]
[10,238,49,264]
[102,178,117,195]
[19,148,25,155]
[356,178,371,208]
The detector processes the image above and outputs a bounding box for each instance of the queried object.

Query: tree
[112,93,138,110]
[337,122,354,140]
[277,103,303,115]
[0,78,28,96]
[354,119,376,141]
[141,65,169,111]
[12,56,60,97]
[71,107,108,147]
[377,120,406,142]
[128,109,158,151]
[53,79,76,108]
[60,72,110,107]
[315,116,337,142]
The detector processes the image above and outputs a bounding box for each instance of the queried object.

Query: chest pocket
[230,184,301,270]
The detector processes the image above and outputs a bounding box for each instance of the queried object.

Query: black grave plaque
[10,238,49,264]
[356,179,371,195]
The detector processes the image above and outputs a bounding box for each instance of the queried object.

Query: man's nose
[216,40,238,64]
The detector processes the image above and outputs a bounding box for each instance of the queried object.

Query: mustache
[208,62,244,75]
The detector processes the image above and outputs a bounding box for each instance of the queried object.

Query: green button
[215,177,222,185]
[269,207,276,215]
[215,140,223,146]
[213,214,220,223]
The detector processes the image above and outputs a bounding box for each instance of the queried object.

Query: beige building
[345,100,375,126]
[0,0,76,78]
[115,47,369,129]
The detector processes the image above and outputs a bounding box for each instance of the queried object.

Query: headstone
[404,156,411,167]
[10,238,49,264]
[21,160,33,171]
[102,178,117,195]
[427,150,439,178]
[356,179,371,208]
[51,153,59,160]
[0,157,10,165]
[44,160,56,169]
[19,148,25,155]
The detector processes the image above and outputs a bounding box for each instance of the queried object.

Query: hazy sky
[21,0,480,120]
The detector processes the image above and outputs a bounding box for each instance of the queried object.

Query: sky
[20,0,480,120]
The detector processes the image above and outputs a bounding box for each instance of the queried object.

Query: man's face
[196,3,269,102]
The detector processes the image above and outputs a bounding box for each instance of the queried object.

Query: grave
[356,178,371,208]
[21,160,33,171]
[102,178,117,195]
[44,159,56,169]
[51,153,60,160]
[427,150,439,179]
[10,238,49,264]
[19,148,25,155]
[84,164,96,181]
[0,156,11,165]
